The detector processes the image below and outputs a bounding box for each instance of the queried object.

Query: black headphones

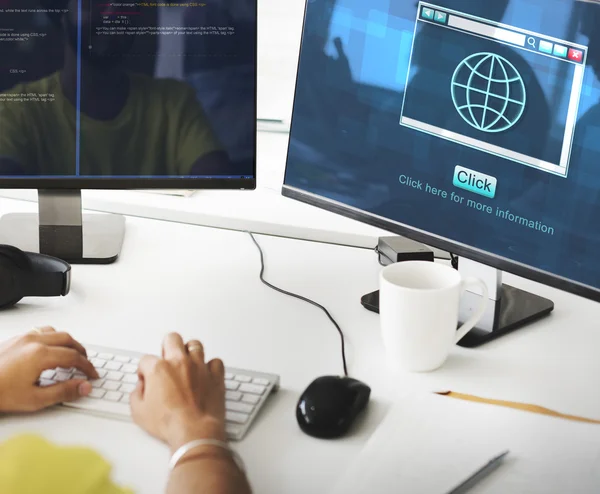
[0,245,71,309]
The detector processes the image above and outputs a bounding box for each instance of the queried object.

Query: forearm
[167,453,252,494]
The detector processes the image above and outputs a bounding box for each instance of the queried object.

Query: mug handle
[455,277,489,344]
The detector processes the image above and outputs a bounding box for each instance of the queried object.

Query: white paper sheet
[331,393,600,494]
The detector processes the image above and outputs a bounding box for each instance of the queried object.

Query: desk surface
[0,197,599,493]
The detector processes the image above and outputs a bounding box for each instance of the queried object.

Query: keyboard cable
[247,232,349,377]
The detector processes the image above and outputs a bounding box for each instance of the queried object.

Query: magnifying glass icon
[527,37,536,47]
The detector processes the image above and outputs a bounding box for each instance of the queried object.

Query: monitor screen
[0,0,256,182]
[284,0,600,298]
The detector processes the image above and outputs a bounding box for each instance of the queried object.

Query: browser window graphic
[400,2,588,178]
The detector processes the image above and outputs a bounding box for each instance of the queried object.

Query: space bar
[62,397,131,417]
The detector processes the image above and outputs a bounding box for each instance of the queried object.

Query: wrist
[166,415,226,453]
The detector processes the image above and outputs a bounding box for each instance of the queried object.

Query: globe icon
[451,52,526,133]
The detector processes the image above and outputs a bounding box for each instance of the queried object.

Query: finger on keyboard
[42,347,99,380]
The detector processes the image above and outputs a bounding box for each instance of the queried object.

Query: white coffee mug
[379,261,488,372]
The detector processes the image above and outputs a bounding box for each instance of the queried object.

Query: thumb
[35,380,92,409]
[129,381,145,424]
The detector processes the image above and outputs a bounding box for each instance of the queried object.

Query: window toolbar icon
[434,11,447,23]
[568,48,583,62]
[539,40,553,54]
[421,7,434,20]
[553,45,568,58]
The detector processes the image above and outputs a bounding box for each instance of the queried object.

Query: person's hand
[0,326,98,413]
[131,333,226,452]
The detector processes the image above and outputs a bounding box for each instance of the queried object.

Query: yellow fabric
[0,434,133,494]
[439,391,600,425]
[0,72,220,176]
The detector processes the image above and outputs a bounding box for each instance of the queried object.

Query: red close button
[568,48,583,62]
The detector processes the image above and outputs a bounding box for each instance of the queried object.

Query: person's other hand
[130,333,226,452]
[0,326,98,412]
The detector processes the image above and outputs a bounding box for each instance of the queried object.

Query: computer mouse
[296,375,371,439]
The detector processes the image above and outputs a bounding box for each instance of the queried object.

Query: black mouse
[296,376,371,439]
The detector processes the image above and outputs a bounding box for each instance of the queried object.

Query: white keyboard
[38,345,280,441]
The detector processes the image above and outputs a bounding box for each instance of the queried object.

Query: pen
[446,450,510,494]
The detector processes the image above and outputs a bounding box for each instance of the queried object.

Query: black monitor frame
[282,0,600,306]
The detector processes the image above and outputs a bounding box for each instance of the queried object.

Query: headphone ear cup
[0,260,22,309]
[0,245,32,271]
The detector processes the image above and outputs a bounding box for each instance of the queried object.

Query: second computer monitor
[284,0,600,316]
[0,0,256,185]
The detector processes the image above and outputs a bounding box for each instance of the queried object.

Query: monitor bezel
[0,0,258,192]
[281,0,600,304]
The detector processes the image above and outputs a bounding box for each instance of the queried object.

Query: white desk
[0,197,599,493]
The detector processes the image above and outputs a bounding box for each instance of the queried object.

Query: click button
[453,166,497,199]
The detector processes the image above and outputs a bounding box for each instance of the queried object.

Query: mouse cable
[247,232,349,377]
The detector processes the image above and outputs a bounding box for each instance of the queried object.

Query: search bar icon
[448,15,526,47]
[527,36,536,47]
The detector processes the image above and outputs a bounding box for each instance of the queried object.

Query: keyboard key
[234,375,252,383]
[120,393,131,403]
[226,423,243,437]
[121,364,137,374]
[89,388,106,399]
[73,371,87,380]
[225,380,239,391]
[119,383,136,393]
[242,394,260,405]
[57,367,73,373]
[225,373,234,380]
[114,355,130,363]
[87,350,97,358]
[103,381,121,391]
[98,353,114,360]
[252,378,270,386]
[130,358,140,365]
[40,369,55,380]
[96,369,108,378]
[105,391,123,402]
[106,371,124,381]
[91,379,105,389]
[226,411,249,424]
[226,391,242,401]
[91,358,107,368]
[122,374,138,384]
[105,361,122,371]
[39,379,55,387]
[55,371,72,382]
[226,401,254,414]
[239,383,266,395]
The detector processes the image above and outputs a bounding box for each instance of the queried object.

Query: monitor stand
[360,258,554,347]
[455,258,553,347]
[0,189,125,264]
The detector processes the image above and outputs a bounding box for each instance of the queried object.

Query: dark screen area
[0,0,256,178]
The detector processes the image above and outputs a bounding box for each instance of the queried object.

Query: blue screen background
[285,0,600,291]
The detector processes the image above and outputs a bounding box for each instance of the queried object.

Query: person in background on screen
[0,327,251,494]
[0,0,230,177]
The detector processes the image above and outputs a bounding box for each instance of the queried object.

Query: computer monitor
[0,0,256,263]
[283,0,600,346]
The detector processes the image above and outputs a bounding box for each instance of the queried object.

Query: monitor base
[0,189,125,264]
[456,284,553,347]
[360,284,553,348]
[0,213,125,264]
